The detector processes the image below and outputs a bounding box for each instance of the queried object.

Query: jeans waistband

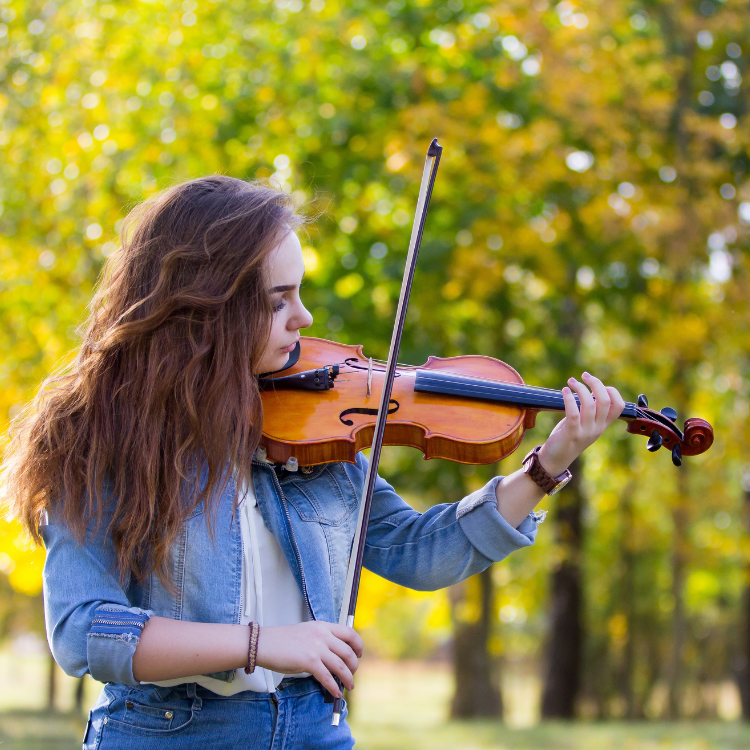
[191,675,325,701]
[277,675,326,696]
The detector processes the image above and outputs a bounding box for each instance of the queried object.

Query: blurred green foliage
[0,0,749,719]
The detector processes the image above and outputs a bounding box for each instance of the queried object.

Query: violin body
[259,337,714,467]
[261,337,534,465]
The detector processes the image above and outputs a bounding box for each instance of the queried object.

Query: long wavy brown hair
[1,176,301,587]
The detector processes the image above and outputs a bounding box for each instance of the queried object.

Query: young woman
[2,176,624,749]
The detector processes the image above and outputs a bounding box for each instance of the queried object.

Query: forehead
[266,232,304,287]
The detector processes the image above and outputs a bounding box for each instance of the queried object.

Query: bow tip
[428,138,442,156]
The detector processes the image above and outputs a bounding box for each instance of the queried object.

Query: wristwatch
[522,445,572,496]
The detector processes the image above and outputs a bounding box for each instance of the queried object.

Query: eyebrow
[269,271,305,294]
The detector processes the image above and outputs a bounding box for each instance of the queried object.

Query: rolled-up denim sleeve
[456,475,543,560]
[41,518,153,686]
[87,604,152,685]
[355,454,542,591]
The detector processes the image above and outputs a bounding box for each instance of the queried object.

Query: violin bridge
[366,357,373,399]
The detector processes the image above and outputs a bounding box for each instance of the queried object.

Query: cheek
[268,314,286,344]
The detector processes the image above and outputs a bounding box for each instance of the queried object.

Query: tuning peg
[637,394,649,408]
[671,444,682,467]
[647,429,663,452]
[660,407,678,422]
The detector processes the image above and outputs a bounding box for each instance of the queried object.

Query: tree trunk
[450,566,502,718]
[75,677,86,716]
[619,473,638,718]
[47,648,57,713]
[541,460,583,719]
[666,469,689,718]
[736,484,750,718]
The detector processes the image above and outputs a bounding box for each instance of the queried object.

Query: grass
[0,710,85,750]
[347,661,750,750]
[352,720,750,750]
[0,651,748,749]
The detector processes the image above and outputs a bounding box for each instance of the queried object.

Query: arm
[132,617,362,698]
[359,464,537,591]
[41,514,154,685]
[360,373,624,590]
[42,507,360,697]
[130,618,250,680]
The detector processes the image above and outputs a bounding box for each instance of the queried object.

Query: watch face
[547,472,572,496]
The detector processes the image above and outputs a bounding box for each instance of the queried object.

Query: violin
[259,336,714,468]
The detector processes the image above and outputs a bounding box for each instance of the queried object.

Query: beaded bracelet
[245,621,260,675]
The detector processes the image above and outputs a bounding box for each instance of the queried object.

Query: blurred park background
[1,0,750,747]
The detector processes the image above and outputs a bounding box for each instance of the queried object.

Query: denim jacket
[41,452,541,688]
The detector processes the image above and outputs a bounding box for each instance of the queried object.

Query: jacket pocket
[286,465,359,526]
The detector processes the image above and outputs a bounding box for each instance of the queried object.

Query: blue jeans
[83,677,353,749]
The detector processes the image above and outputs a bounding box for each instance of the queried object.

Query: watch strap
[522,445,572,495]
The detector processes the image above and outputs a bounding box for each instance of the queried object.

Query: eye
[273,300,286,312]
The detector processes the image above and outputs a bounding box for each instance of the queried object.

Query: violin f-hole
[339,399,400,426]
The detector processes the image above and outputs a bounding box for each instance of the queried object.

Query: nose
[291,301,313,331]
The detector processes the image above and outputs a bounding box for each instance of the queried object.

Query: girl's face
[255,231,313,375]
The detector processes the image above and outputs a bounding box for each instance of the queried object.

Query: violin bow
[331,138,443,726]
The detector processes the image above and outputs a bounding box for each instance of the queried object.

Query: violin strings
[326,361,664,431]
[429,376,678,435]
[337,360,639,412]
[417,371,645,417]
[436,371,644,409]
[339,377,652,425]
[423,368,640,405]
[418,377,568,410]
[339,359,641,415]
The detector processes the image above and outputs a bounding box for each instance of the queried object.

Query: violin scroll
[625,403,714,465]
[681,417,714,456]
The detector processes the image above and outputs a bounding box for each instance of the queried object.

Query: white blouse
[148,467,309,694]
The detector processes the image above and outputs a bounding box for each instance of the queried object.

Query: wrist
[244,622,260,675]
[255,625,269,669]
[537,443,571,478]
[524,445,573,497]
[229,623,258,671]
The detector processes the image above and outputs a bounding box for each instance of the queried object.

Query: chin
[257,353,289,375]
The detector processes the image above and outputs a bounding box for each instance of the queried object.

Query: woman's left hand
[538,372,625,476]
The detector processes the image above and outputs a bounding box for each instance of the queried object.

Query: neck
[414,369,639,419]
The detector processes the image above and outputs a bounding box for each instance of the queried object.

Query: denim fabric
[82,676,352,750]
[42,452,540,688]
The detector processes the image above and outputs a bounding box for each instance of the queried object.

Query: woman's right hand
[256,621,364,698]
